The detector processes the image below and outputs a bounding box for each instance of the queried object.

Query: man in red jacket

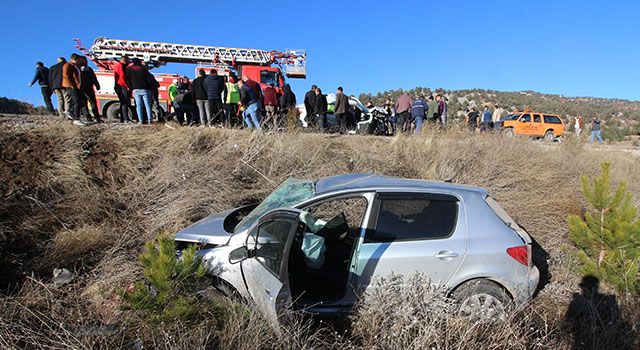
[263,83,279,127]
[113,56,132,123]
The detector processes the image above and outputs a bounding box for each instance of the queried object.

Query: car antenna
[444,179,453,183]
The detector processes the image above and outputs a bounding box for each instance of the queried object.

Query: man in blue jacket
[238,79,260,130]
[411,95,428,133]
[29,62,55,113]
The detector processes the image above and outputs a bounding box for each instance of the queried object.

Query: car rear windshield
[544,115,562,124]
[485,197,523,231]
[234,178,315,233]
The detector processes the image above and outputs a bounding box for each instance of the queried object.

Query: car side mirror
[229,246,249,264]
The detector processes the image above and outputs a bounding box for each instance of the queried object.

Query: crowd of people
[29,55,608,143]
[29,54,298,129]
[30,55,102,125]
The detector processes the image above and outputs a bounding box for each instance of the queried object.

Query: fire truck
[74,37,306,120]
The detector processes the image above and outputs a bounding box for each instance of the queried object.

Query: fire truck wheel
[105,103,121,121]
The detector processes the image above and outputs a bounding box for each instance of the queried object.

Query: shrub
[123,235,213,323]
[568,163,640,294]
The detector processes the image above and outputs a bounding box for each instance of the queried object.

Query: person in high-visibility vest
[168,79,178,112]
[224,76,240,127]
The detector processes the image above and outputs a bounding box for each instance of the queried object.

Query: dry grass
[0,116,639,348]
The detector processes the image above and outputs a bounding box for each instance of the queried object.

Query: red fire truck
[74,37,306,120]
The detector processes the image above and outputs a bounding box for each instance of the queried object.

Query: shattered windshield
[353,99,369,114]
[234,178,316,233]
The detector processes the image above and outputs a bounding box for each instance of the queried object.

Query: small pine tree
[123,235,210,323]
[568,163,640,294]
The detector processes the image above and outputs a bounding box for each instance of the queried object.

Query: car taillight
[507,245,531,266]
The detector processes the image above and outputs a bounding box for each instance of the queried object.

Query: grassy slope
[0,116,638,348]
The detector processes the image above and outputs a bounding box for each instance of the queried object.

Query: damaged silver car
[175,174,540,322]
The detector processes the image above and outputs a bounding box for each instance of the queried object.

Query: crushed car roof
[315,173,488,197]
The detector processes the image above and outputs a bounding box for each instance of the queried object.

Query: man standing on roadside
[263,83,279,128]
[78,57,102,123]
[481,105,492,132]
[62,54,84,125]
[238,79,261,130]
[574,114,584,138]
[113,56,132,123]
[304,85,317,125]
[205,69,227,126]
[224,76,240,127]
[395,92,412,133]
[492,104,504,130]
[315,87,328,132]
[436,94,448,126]
[192,69,209,126]
[427,95,438,124]
[334,86,349,132]
[126,58,155,125]
[590,117,604,144]
[411,95,428,133]
[29,62,55,113]
[49,57,71,118]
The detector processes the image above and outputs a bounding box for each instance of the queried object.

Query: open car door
[241,209,301,325]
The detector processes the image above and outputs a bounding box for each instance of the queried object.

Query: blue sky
[3,0,639,106]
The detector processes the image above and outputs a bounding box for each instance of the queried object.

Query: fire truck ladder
[75,37,306,78]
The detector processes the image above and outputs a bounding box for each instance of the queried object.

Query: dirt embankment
[0,115,638,349]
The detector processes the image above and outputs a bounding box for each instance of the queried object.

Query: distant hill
[359,88,640,140]
[0,97,47,115]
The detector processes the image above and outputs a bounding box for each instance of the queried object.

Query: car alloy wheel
[458,293,507,321]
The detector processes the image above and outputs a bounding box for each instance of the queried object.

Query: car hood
[175,208,236,245]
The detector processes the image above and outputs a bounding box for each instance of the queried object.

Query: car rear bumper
[527,266,540,300]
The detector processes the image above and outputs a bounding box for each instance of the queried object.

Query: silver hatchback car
[175,174,540,321]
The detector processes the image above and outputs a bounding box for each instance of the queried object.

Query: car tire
[503,128,515,138]
[452,279,511,321]
[543,130,555,142]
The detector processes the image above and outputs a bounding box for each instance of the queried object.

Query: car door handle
[265,289,273,300]
[435,251,459,260]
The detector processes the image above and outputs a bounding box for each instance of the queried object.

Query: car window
[544,115,562,124]
[367,193,458,242]
[534,114,541,123]
[305,196,368,229]
[252,219,294,276]
[520,114,531,122]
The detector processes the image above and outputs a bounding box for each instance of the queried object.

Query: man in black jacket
[204,69,227,125]
[49,57,71,117]
[29,62,55,113]
[314,88,328,132]
[192,69,209,126]
[126,58,156,124]
[304,85,317,125]
[78,57,102,122]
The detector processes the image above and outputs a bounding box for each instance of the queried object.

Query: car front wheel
[452,279,511,321]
